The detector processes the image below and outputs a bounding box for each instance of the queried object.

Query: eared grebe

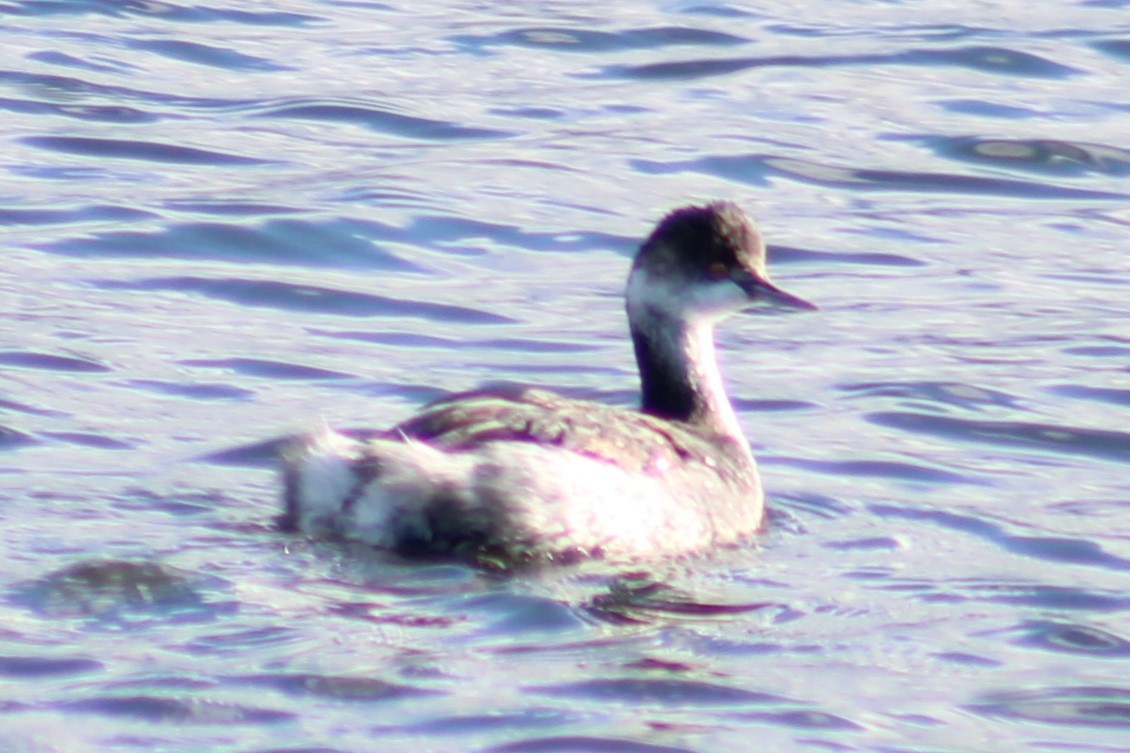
[279,201,813,565]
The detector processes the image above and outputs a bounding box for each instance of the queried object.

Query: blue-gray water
[2,1,1129,751]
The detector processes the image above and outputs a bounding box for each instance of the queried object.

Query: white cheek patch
[627,268,747,323]
[688,277,750,320]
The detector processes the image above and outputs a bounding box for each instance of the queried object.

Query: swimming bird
[279,201,813,565]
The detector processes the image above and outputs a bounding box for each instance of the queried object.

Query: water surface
[1,1,1128,751]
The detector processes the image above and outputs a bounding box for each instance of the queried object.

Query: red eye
[708,261,729,280]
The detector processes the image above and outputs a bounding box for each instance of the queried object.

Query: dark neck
[630,310,744,441]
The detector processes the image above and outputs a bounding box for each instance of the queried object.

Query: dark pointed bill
[741,277,817,312]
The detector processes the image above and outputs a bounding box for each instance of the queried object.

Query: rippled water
[2,0,1129,750]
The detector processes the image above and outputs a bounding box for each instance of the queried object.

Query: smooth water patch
[2,1,1129,751]
[252,98,515,140]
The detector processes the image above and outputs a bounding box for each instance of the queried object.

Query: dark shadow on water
[0,95,156,124]
[0,203,153,225]
[1049,384,1130,408]
[1091,38,1130,63]
[0,351,110,373]
[59,694,293,724]
[1001,619,1130,657]
[841,380,1025,412]
[594,44,1081,81]
[42,217,427,270]
[485,736,696,753]
[40,431,135,450]
[867,411,1130,464]
[127,378,255,402]
[531,676,785,705]
[768,245,926,268]
[968,686,1130,727]
[919,136,1130,177]
[23,136,273,166]
[633,154,1128,201]
[1,426,41,452]
[252,98,513,140]
[0,655,102,679]
[94,276,515,323]
[126,38,291,72]
[9,560,236,626]
[937,98,1044,119]
[582,574,775,625]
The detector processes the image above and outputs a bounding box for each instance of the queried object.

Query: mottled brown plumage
[392,386,752,483]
